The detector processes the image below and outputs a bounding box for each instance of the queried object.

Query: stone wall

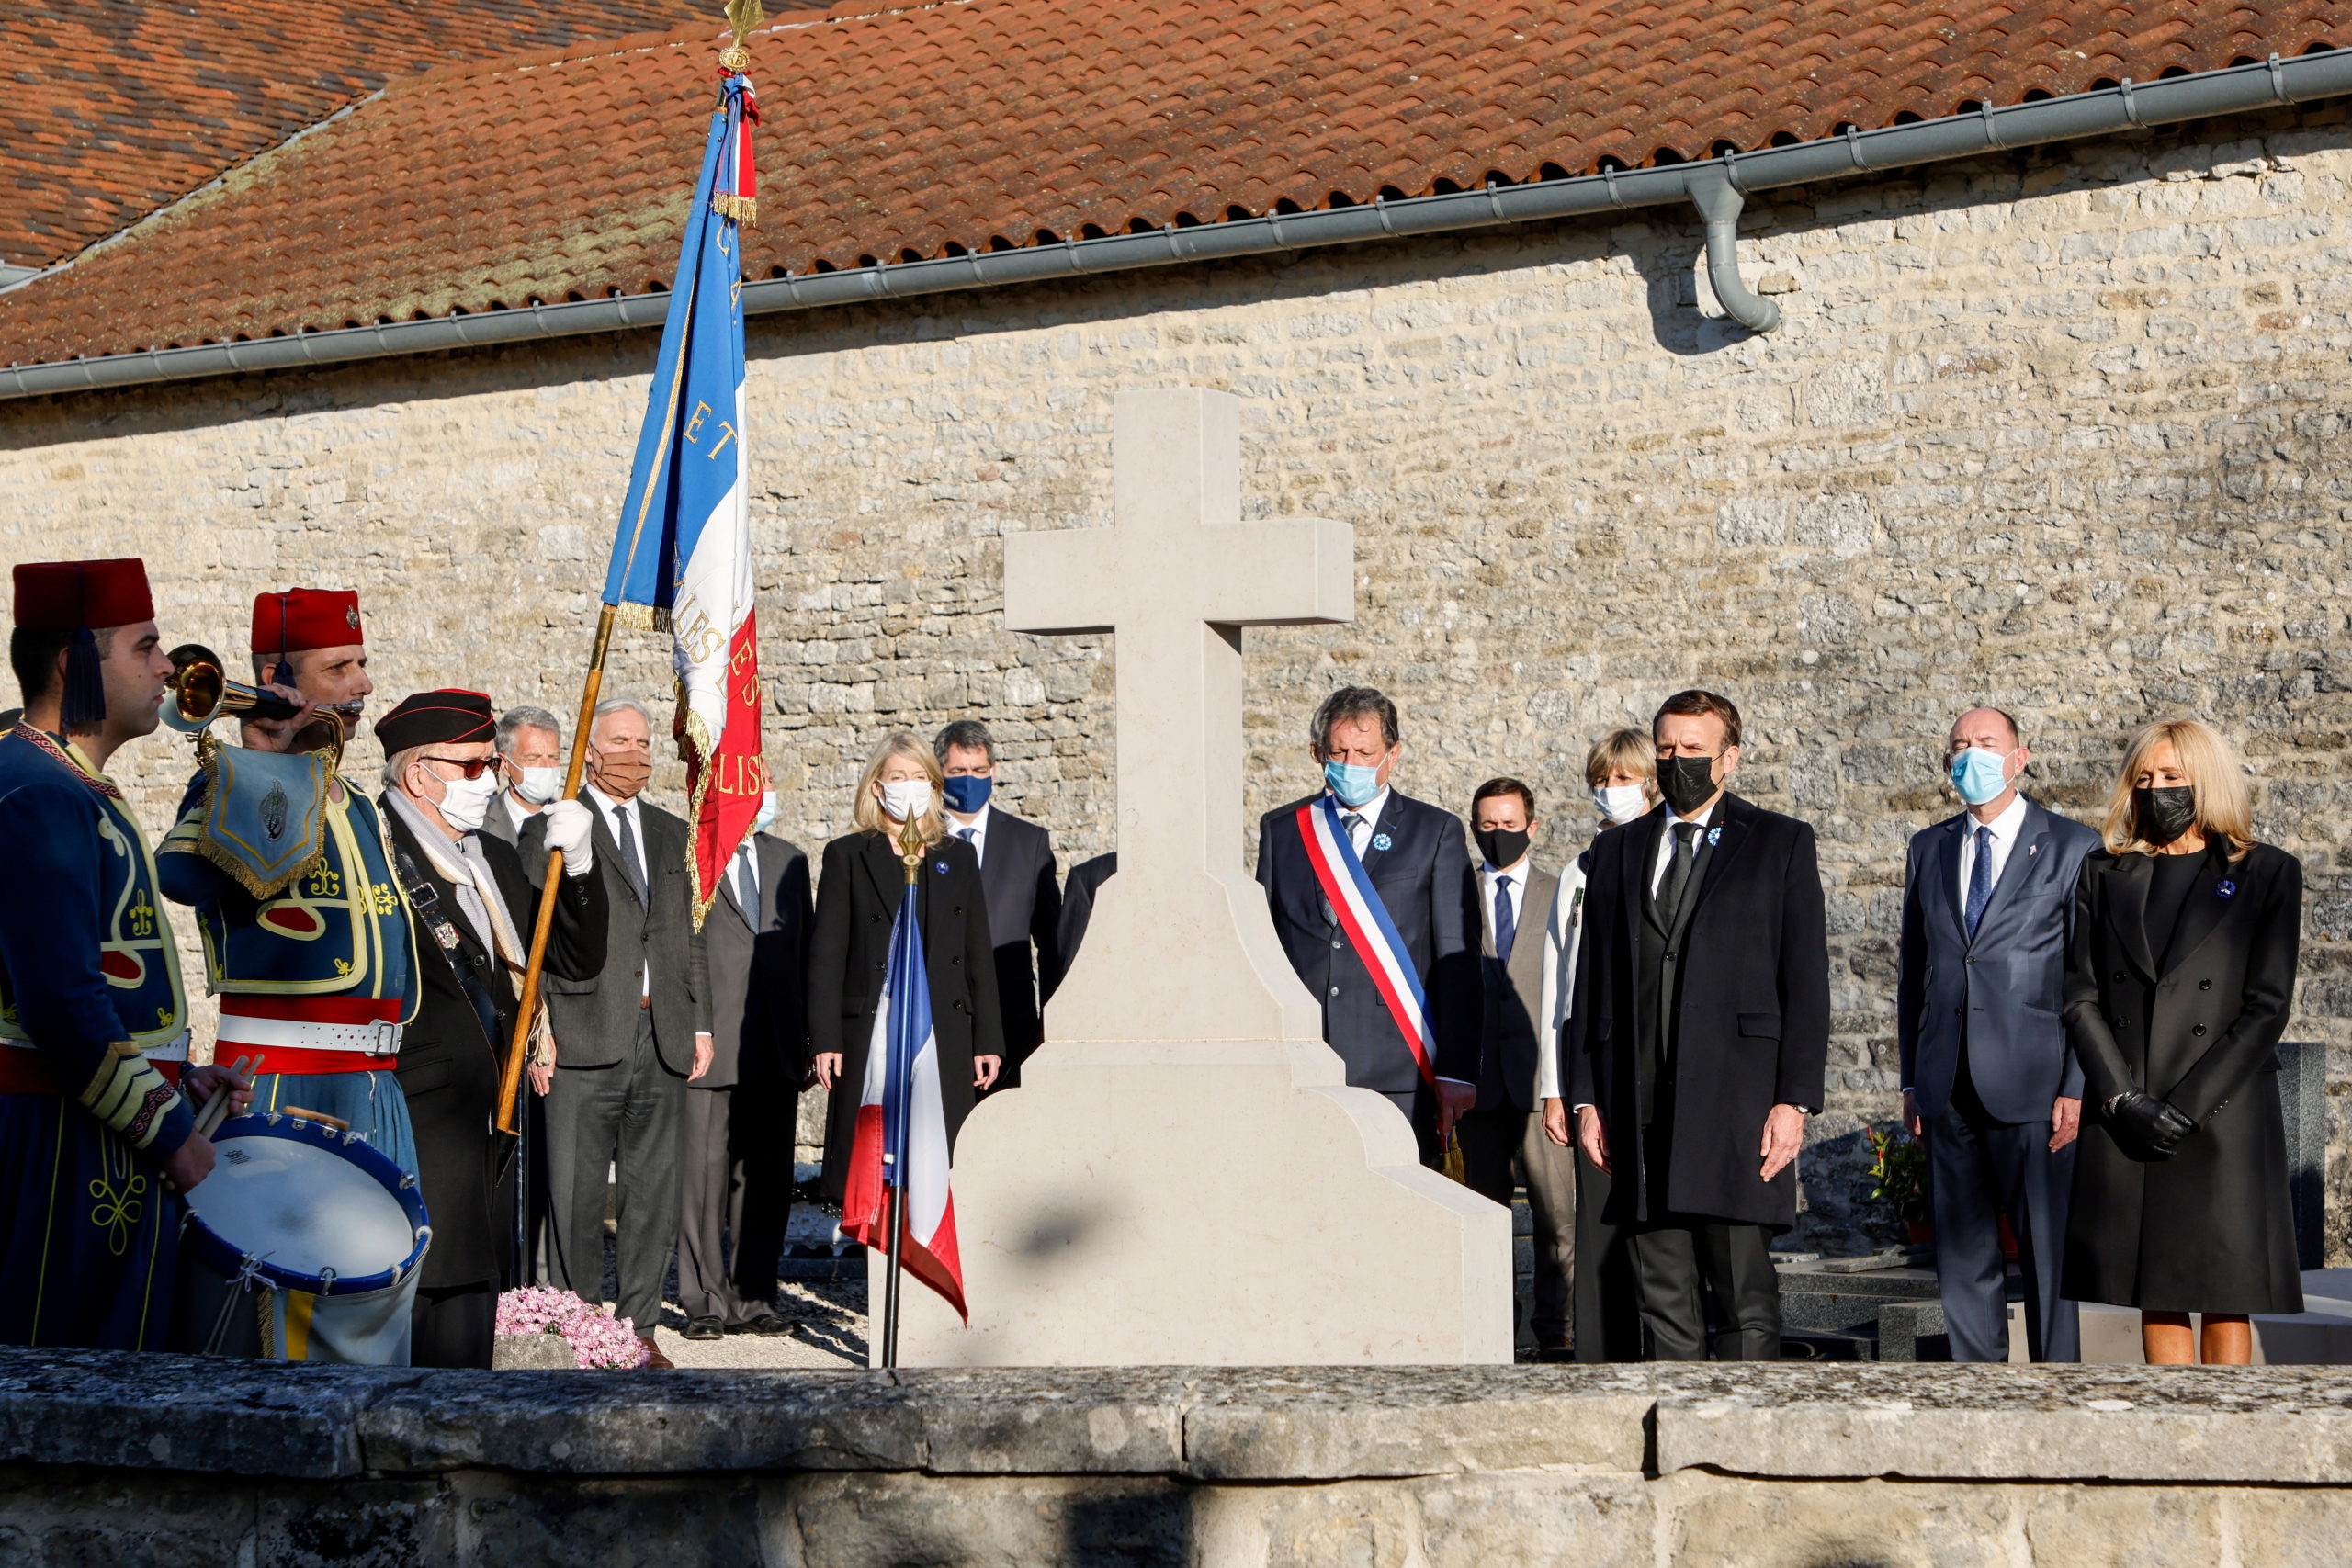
[8,105,2352,1248]
[5,1350,2352,1565]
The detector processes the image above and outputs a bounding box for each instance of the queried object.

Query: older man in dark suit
[935,719,1062,1089]
[1898,706,2098,1362]
[1257,686,1479,1159]
[524,696,711,1369]
[678,789,811,1340]
[1568,690,1829,1361]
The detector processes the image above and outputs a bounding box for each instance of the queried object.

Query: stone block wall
[8,106,2352,1249]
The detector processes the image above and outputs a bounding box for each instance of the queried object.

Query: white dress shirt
[585,781,651,998]
[501,789,537,840]
[1479,856,1532,938]
[1649,796,1721,894]
[1330,784,1390,856]
[1535,854,1587,1102]
[947,802,992,865]
[1955,791,2030,922]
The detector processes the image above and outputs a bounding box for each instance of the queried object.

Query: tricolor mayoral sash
[1295,795,1436,1087]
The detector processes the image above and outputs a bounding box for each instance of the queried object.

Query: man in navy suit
[1898,707,2098,1362]
[1257,687,1480,1159]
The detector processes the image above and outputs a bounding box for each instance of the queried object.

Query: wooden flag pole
[496,604,617,1135]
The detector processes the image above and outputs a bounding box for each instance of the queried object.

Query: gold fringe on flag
[712,193,758,226]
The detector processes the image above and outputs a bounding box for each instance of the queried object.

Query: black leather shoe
[731,1313,791,1336]
[682,1315,725,1341]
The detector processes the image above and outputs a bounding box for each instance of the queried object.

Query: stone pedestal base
[877,1040,1514,1367]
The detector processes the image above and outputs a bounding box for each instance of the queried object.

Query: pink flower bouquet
[494,1286,651,1370]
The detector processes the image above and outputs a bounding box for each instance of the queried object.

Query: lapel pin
[1372,832,1393,852]
[1708,826,1723,847]
[2029,843,2040,857]
[2217,880,2236,899]
[934,860,951,875]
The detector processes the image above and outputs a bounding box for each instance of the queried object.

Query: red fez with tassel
[250,589,363,656]
[12,559,154,630]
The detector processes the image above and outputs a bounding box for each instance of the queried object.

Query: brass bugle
[162,644,300,731]
[162,643,353,761]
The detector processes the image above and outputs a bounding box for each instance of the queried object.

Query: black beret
[377,689,495,753]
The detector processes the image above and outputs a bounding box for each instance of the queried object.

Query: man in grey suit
[524,696,712,1369]
[678,788,810,1340]
[936,720,1062,1089]
[1897,707,2098,1362]
[484,705,563,849]
[1454,778,1577,1359]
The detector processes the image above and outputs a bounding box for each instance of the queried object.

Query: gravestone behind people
[881,387,1512,1366]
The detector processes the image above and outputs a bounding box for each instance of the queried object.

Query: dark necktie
[1342,813,1365,856]
[1964,824,1994,939]
[1493,874,1517,964]
[957,826,978,849]
[735,849,758,918]
[1657,821,1702,928]
[615,805,648,905]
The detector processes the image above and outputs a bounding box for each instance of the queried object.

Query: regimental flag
[840,874,967,1321]
[602,67,764,927]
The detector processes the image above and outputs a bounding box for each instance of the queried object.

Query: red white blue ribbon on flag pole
[1295,795,1436,1088]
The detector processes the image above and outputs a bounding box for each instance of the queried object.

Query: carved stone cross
[1003,387,1352,1044]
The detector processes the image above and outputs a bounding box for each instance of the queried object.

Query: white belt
[1,1028,189,1062]
[213,1014,404,1057]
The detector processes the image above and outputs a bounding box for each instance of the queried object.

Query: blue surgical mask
[1322,760,1382,809]
[941,773,993,815]
[752,789,779,833]
[1949,746,2013,807]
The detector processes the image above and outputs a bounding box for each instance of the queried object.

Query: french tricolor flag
[602,67,764,926]
[840,878,967,1321]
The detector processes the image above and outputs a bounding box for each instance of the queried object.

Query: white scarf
[382,789,554,1066]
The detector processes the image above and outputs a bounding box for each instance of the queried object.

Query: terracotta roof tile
[1,0,2344,367]
[0,0,778,270]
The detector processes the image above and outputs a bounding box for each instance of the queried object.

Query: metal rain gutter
[6,47,2350,400]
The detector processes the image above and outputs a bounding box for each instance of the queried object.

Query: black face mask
[2133,785,2199,847]
[1657,754,1721,818]
[1476,827,1531,871]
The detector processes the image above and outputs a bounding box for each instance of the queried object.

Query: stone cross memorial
[883,386,1510,1366]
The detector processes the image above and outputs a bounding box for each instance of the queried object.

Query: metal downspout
[1685,160,1780,333]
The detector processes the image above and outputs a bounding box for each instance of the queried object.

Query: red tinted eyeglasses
[420,754,497,781]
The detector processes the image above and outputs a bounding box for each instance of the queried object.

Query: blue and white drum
[179,1111,431,1364]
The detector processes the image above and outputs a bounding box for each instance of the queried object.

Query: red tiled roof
[1,0,2342,368]
[0,0,772,270]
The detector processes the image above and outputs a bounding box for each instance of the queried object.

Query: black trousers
[1626,1213,1781,1360]
[1573,1152,1641,1362]
[547,1010,685,1337]
[411,1282,496,1369]
[1456,1103,1577,1343]
[677,1083,794,1325]
[1925,1073,2079,1362]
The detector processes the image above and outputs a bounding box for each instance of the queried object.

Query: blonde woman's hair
[2100,718,2255,861]
[851,730,947,844]
[1586,728,1660,805]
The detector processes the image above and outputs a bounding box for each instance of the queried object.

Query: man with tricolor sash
[157,588,424,1362]
[1258,686,1481,1160]
[0,560,245,1349]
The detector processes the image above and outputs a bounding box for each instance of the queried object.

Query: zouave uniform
[0,560,194,1349]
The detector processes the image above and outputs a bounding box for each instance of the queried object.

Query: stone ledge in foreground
[7,1352,2352,1484]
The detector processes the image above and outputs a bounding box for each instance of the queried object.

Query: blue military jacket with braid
[0,726,193,1157]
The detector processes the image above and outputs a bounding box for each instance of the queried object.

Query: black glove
[2107,1090,2198,1157]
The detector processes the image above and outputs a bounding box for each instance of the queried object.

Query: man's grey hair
[381,745,426,795]
[1309,686,1400,755]
[496,705,562,757]
[934,718,995,764]
[590,696,653,738]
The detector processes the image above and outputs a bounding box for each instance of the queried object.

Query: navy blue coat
[1256,789,1480,1094]
[1896,798,2099,1122]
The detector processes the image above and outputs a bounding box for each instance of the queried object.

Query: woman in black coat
[807,732,1003,1203]
[2063,718,2302,1365]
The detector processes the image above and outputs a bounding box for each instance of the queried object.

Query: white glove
[540,798,595,878]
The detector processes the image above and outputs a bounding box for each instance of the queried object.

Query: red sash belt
[216,995,402,1077]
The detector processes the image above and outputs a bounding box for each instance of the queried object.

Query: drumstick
[194,1054,254,1141]
[282,1105,352,1133]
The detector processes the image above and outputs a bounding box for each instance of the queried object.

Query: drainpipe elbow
[1687,164,1781,334]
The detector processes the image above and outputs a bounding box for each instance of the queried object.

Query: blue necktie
[1964,825,1994,940]
[1493,874,1517,964]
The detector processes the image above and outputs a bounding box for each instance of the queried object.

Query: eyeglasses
[420,754,497,780]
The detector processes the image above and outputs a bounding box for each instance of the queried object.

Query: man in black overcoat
[1567,690,1828,1360]
[377,690,607,1370]
[935,720,1062,1089]
[1256,686,1481,1159]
